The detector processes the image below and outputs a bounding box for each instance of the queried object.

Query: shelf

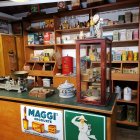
[26,44,55,49]
[102,22,139,31]
[112,73,139,81]
[28,70,54,77]
[116,120,139,126]
[112,40,139,47]
[112,61,139,64]
[26,61,56,63]
[117,98,137,104]
[26,28,54,33]
[56,43,76,49]
[55,27,90,33]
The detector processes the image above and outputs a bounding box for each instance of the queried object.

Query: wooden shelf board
[116,120,139,126]
[56,43,76,46]
[94,0,139,12]
[26,44,55,47]
[112,73,139,81]
[55,27,90,33]
[103,22,139,31]
[117,98,137,104]
[112,40,139,47]
[26,61,56,63]
[29,70,54,77]
[26,28,54,33]
[56,44,76,49]
[112,61,139,63]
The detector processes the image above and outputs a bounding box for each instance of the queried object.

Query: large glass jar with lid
[76,38,112,106]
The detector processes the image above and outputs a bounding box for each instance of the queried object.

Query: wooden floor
[116,127,140,140]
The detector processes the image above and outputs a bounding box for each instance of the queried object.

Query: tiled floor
[116,127,140,140]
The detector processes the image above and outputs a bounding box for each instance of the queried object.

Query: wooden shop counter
[0,89,116,140]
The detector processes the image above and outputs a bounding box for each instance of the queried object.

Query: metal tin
[62,55,73,74]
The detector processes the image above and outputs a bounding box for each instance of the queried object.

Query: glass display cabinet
[76,38,112,106]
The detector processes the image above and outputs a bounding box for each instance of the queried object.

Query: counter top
[0,89,116,115]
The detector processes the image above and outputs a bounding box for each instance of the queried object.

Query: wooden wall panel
[0,100,50,140]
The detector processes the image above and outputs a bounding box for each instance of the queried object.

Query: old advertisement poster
[20,105,64,140]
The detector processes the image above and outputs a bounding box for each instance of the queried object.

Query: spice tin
[122,51,127,61]
[127,51,133,61]
[133,52,138,61]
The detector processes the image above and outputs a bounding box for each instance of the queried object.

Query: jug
[124,87,132,101]
[115,86,122,100]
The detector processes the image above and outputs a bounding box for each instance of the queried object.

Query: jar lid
[58,80,74,89]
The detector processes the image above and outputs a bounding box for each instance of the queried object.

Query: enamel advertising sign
[64,110,106,140]
[20,105,64,140]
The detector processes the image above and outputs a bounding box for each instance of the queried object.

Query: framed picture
[64,110,106,140]
[12,21,22,35]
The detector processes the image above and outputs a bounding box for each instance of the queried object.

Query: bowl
[14,71,28,78]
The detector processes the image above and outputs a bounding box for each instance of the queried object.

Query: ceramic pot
[57,80,75,98]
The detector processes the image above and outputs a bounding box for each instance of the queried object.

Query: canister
[62,55,73,74]
[43,78,51,87]
[133,52,138,61]
[122,51,127,61]
[127,51,133,61]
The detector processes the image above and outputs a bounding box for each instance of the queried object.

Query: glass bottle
[44,53,50,61]
[23,107,28,130]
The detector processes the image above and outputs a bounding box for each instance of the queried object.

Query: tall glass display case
[76,38,112,106]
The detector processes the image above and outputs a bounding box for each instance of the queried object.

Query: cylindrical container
[122,51,127,61]
[42,78,51,87]
[124,87,132,101]
[127,51,133,61]
[133,52,138,61]
[62,55,73,74]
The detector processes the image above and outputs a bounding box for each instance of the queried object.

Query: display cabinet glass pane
[80,44,101,102]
